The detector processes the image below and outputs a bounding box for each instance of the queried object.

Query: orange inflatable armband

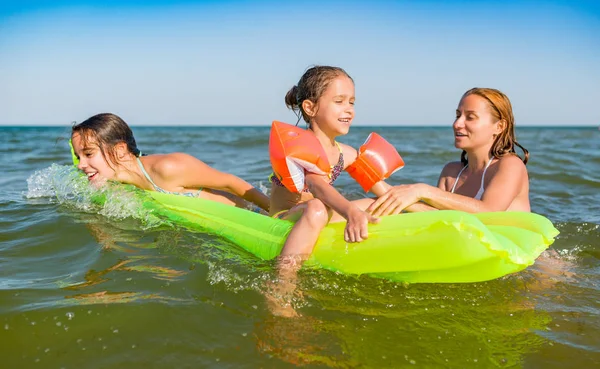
[346,133,405,192]
[269,121,330,193]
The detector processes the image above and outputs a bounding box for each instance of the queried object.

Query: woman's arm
[369,181,438,213]
[422,156,526,212]
[403,202,439,212]
[155,153,270,212]
[367,156,527,216]
[342,141,430,213]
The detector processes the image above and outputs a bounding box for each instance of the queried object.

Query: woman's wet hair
[460,87,529,166]
[71,113,140,169]
[284,65,353,126]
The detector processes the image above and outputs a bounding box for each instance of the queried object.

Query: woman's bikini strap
[450,158,495,195]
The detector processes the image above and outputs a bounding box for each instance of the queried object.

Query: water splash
[25,164,164,229]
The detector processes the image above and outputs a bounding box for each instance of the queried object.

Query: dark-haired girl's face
[453,94,501,152]
[311,75,355,137]
[71,132,118,186]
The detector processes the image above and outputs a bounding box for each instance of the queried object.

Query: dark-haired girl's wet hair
[285,65,353,126]
[71,113,140,169]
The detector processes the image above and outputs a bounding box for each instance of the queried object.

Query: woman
[368,87,530,215]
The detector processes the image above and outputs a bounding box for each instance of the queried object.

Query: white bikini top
[450,158,494,200]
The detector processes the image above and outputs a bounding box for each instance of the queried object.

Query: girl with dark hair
[71,113,270,212]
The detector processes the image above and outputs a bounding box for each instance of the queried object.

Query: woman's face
[453,94,501,152]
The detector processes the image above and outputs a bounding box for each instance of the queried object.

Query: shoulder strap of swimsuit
[450,164,468,193]
[136,157,161,190]
[478,158,494,193]
[332,141,344,166]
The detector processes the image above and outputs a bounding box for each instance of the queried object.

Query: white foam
[25,164,164,229]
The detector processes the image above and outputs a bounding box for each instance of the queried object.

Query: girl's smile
[71,132,117,185]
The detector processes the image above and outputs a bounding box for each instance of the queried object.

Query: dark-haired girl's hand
[344,207,379,243]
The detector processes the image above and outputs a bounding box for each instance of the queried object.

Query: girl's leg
[265,199,329,318]
[279,198,330,256]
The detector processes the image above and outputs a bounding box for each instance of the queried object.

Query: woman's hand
[344,207,379,243]
[367,183,429,217]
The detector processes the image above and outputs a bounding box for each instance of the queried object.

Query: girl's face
[453,94,502,152]
[309,75,355,136]
[71,132,118,185]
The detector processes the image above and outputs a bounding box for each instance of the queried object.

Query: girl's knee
[302,199,329,228]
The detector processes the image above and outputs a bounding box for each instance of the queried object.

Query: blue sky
[1,0,599,126]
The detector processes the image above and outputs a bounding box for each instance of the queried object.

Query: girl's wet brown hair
[284,65,353,126]
[72,113,140,169]
[460,87,529,166]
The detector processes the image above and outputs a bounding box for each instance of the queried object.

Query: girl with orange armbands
[266,66,404,316]
[268,66,404,263]
[265,66,409,316]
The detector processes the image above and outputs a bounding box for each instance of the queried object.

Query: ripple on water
[1,126,598,368]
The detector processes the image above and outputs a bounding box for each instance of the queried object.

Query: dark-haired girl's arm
[154,153,270,212]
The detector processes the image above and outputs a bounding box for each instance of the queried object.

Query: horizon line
[1,124,598,128]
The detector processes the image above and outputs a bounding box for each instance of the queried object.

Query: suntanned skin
[72,132,270,212]
[367,93,530,216]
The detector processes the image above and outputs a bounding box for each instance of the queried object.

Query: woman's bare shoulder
[440,161,464,178]
[496,154,527,169]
